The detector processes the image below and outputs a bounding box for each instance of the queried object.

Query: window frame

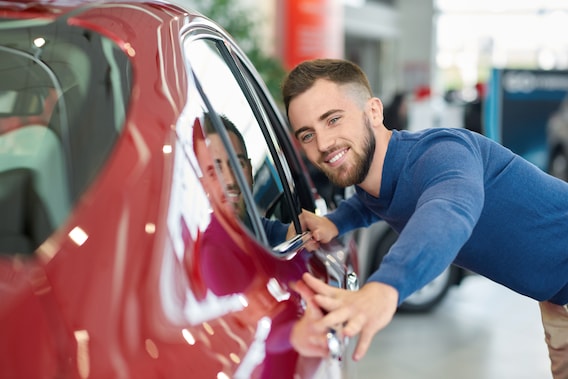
[181,28,305,247]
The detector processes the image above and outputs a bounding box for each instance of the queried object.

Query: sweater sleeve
[368,133,485,304]
[262,217,289,247]
[325,194,382,236]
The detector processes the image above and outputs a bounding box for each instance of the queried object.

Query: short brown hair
[281,58,373,115]
[203,112,248,159]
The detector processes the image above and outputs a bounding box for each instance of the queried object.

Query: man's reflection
[193,116,326,375]
[192,117,257,296]
[203,113,294,246]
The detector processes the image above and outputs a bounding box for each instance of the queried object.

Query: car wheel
[397,267,458,313]
[549,150,568,182]
[369,227,457,313]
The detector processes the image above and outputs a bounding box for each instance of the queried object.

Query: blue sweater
[262,217,289,247]
[327,128,568,305]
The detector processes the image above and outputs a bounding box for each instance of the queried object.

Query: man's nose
[316,131,335,152]
[221,162,237,185]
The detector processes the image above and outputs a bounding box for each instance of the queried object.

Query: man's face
[288,79,376,187]
[208,132,252,218]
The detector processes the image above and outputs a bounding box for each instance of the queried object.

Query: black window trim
[183,29,304,238]
[214,41,302,230]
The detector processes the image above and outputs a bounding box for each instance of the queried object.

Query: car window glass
[236,58,314,221]
[0,19,132,255]
[183,36,294,247]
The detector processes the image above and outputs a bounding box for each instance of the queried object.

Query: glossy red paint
[0,1,360,378]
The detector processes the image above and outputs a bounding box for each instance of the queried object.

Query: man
[281,58,568,378]
[203,113,294,246]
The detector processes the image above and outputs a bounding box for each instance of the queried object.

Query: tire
[398,266,459,313]
[369,227,457,313]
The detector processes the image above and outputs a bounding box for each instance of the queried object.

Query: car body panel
[0,1,357,377]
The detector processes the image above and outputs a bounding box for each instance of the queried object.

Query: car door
[180,22,358,377]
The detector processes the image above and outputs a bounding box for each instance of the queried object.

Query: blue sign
[484,68,568,170]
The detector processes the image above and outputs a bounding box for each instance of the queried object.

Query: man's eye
[300,132,314,143]
[329,116,340,125]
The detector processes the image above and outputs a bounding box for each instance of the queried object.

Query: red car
[0,1,358,377]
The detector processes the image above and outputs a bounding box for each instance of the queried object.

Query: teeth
[328,150,346,164]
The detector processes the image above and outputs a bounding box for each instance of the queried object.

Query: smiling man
[282,58,568,378]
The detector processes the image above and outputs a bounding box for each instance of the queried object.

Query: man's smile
[324,148,349,167]
[226,189,241,202]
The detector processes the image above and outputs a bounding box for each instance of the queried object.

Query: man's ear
[368,97,384,127]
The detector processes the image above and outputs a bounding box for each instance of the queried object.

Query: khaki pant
[540,301,568,379]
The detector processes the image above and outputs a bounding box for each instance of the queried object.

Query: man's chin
[331,178,354,188]
[325,169,355,188]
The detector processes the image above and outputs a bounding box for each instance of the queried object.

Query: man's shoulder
[397,127,475,140]
[394,128,480,151]
[392,128,496,173]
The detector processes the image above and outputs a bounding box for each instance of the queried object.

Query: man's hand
[289,279,329,357]
[301,272,399,361]
[299,209,339,244]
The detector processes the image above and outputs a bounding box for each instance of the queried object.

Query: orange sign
[280,0,343,70]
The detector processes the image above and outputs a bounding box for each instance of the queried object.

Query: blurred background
[174,1,565,377]
[177,0,568,175]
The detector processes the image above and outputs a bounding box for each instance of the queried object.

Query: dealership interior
[180,1,564,377]
[358,3,561,376]
[357,275,552,378]
[1,0,565,378]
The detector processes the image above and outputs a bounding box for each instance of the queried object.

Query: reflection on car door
[181,28,359,376]
[184,36,299,248]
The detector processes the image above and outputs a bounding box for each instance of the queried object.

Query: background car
[0,1,358,378]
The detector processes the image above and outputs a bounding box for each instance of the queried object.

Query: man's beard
[323,115,376,188]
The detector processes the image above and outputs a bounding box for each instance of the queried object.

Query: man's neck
[358,129,392,198]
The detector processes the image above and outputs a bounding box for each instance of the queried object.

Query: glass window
[183,36,298,248]
[0,18,132,254]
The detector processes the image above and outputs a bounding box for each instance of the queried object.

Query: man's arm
[262,217,292,246]
[298,193,381,243]
[371,133,485,303]
[325,193,381,236]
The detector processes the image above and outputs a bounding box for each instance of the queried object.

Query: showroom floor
[355,275,552,379]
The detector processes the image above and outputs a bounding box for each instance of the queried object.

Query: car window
[182,35,299,247]
[236,55,319,218]
[0,19,132,255]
